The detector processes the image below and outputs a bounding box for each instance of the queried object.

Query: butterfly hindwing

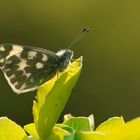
[0,44,59,94]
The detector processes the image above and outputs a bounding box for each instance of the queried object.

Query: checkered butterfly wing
[0,44,59,94]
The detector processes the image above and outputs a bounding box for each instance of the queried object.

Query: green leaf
[76,131,105,140]
[24,123,39,139]
[105,117,140,140]
[96,116,125,135]
[33,57,83,140]
[63,114,94,132]
[75,117,125,140]
[0,117,27,140]
[47,126,74,140]
[55,124,75,136]
[63,114,94,140]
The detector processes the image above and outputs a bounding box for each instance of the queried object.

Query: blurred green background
[0,0,140,127]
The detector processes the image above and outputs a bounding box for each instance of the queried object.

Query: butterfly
[0,27,89,94]
[0,43,73,94]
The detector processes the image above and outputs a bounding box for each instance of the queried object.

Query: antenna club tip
[82,27,91,33]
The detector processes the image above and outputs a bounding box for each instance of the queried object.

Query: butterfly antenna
[66,27,91,49]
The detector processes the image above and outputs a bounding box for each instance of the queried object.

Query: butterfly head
[56,49,73,72]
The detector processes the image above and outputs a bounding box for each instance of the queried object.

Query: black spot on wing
[24,65,37,73]
[26,59,36,65]
[3,64,19,77]
[36,53,43,59]
[15,70,24,77]
[4,56,20,68]
[10,77,17,84]
[14,75,27,89]
[20,50,28,59]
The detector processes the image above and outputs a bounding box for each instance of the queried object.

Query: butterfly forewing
[0,44,59,94]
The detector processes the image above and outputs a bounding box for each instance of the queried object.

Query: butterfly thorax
[56,49,73,72]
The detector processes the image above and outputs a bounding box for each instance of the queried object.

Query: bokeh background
[0,0,140,127]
